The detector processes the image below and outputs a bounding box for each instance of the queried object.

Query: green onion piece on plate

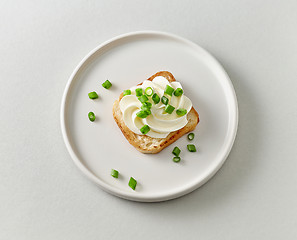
[187,133,195,141]
[152,93,160,104]
[111,169,119,178]
[173,88,183,97]
[123,89,131,96]
[128,177,137,190]
[165,104,175,114]
[88,112,96,122]
[102,80,112,89]
[172,146,181,156]
[138,95,149,103]
[88,91,98,99]
[145,87,154,96]
[135,88,143,96]
[164,85,174,96]
[140,124,150,134]
[176,108,187,116]
[161,96,169,105]
[187,144,196,152]
[173,156,181,163]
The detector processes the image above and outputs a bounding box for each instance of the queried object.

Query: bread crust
[112,71,199,153]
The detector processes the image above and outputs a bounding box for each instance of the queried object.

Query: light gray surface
[1,0,297,239]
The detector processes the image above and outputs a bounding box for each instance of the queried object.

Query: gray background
[1,0,297,239]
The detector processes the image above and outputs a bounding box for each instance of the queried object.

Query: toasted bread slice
[113,71,199,153]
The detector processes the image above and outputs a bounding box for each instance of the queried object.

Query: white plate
[60,31,238,202]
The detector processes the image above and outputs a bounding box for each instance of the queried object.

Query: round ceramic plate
[60,31,238,202]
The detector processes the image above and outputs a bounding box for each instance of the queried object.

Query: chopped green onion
[141,105,150,111]
[145,87,154,96]
[145,110,151,115]
[138,95,149,103]
[142,102,152,108]
[152,93,160,104]
[172,146,181,156]
[128,177,137,190]
[141,102,152,113]
[136,110,149,118]
[174,88,183,97]
[135,88,143,96]
[161,96,169,105]
[140,124,150,134]
[176,108,187,116]
[187,144,196,152]
[102,80,112,89]
[187,133,195,141]
[111,169,119,178]
[88,112,96,122]
[88,91,98,99]
[173,156,181,163]
[123,89,131,96]
[164,85,174,96]
[141,105,151,114]
[165,104,175,114]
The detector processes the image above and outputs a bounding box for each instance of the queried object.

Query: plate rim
[60,30,239,202]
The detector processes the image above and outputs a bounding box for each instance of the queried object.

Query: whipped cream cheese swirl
[119,76,192,138]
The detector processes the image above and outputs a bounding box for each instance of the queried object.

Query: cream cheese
[119,76,192,138]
